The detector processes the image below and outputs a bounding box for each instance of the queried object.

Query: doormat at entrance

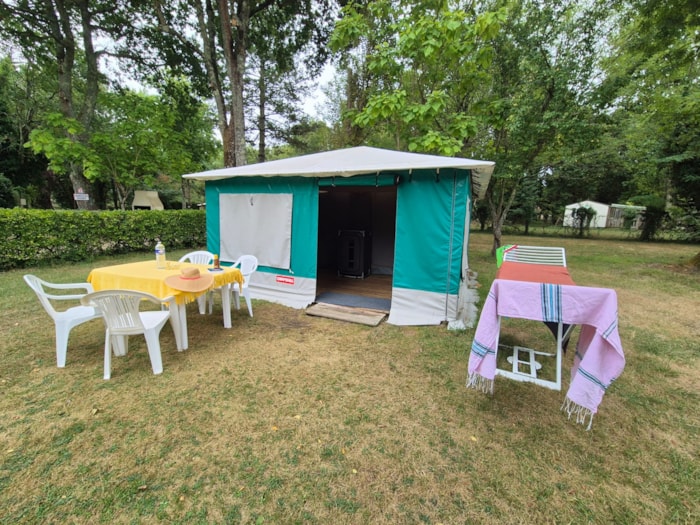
[315,292,391,312]
[306,303,387,326]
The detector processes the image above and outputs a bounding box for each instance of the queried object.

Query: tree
[0,58,14,178]
[29,84,218,210]
[331,0,507,155]
[91,85,217,209]
[330,1,611,252]
[480,0,609,252]
[86,90,174,210]
[139,0,336,168]
[244,2,334,162]
[572,206,596,238]
[0,174,15,207]
[0,55,53,208]
[0,0,135,209]
[596,0,700,226]
[157,75,220,207]
[539,112,634,220]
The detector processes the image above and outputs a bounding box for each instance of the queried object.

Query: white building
[563,200,645,229]
[132,190,164,210]
[563,200,610,228]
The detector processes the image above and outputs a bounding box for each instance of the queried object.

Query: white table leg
[196,295,207,315]
[179,304,188,350]
[169,302,188,351]
[221,284,232,329]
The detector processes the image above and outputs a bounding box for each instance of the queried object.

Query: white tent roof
[183,146,495,198]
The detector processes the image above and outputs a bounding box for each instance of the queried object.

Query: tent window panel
[219,193,293,269]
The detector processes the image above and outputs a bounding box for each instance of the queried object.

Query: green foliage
[479,0,609,248]
[573,206,597,238]
[631,195,668,242]
[0,58,16,178]
[0,174,15,208]
[27,113,93,176]
[86,90,174,208]
[244,2,336,160]
[22,84,217,210]
[666,201,700,242]
[0,57,53,206]
[0,208,206,270]
[332,1,507,155]
[596,0,700,213]
[3,0,699,236]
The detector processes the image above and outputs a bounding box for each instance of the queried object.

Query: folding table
[493,261,576,390]
[467,261,625,428]
[88,261,243,350]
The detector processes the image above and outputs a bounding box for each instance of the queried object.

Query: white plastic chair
[178,250,220,314]
[502,245,567,267]
[232,255,258,317]
[178,250,214,266]
[81,290,176,380]
[23,274,102,368]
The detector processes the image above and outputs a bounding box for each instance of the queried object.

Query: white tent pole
[444,172,457,319]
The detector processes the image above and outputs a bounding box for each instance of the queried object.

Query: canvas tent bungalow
[563,200,646,229]
[563,200,610,228]
[183,146,494,327]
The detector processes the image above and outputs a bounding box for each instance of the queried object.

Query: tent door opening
[316,185,396,305]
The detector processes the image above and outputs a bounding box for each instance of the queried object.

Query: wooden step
[306,302,387,326]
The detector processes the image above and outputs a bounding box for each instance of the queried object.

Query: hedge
[0,209,206,271]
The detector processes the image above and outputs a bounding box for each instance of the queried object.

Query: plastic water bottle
[155,240,166,269]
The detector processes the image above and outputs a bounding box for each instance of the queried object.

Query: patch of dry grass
[1,235,698,524]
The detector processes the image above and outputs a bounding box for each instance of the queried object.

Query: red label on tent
[276,275,295,285]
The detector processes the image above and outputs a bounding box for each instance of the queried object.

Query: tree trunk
[257,70,266,163]
[488,175,521,255]
[217,0,248,168]
[77,0,99,129]
[52,0,99,209]
[65,165,97,209]
[491,221,503,255]
[222,123,236,167]
[231,7,248,167]
[181,179,191,209]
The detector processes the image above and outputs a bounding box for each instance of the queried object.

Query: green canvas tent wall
[183,146,494,327]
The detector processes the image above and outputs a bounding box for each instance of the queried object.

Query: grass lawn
[1,232,698,524]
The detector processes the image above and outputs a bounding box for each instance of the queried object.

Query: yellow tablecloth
[87,260,244,305]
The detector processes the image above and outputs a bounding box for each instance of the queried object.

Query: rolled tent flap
[388,169,469,325]
[318,173,398,187]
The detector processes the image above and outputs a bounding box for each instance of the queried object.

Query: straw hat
[165,267,214,293]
